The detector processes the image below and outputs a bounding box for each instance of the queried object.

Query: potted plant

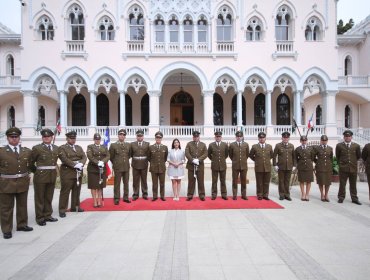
[332,156,339,183]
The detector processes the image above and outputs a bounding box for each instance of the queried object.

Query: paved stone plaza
[1,174,370,280]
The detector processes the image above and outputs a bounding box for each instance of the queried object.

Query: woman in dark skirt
[295,136,315,201]
[86,133,110,207]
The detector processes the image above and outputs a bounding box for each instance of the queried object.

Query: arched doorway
[8,106,15,128]
[170,90,194,125]
[213,93,223,125]
[231,95,246,125]
[118,95,133,126]
[276,94,290,125]
[72,94,86,126]
[141,94,149,126]
[97,93,109,126]
[254,93,265,125]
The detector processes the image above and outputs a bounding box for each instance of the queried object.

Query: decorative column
[148,90,161,126]
[193,22,198,52]
[59,90,67,127]
[22,90,39,136]
[164,22,169,52]
[294,90,302,125]
[119,90,126,126]
[89,90,97,126]
[237,90,243,127]
[179,22,184,52]
[324,90,338,137]
[265,90,272,126]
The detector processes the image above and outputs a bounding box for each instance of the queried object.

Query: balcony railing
[0,76,21,87]
[196,42,208,53]
[66,40,84,52]
[338,75,370,87]
[127,41,144,52]
[216,42,234,52]
[168,43,180,53]
[276,40,294,52]
[159,126,204,136]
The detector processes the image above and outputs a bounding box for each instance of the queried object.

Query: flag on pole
[36,117,42,132]
[308,113,314,132]
[103,127,112,177]
[292,118,298,134]
[56,119,61,135]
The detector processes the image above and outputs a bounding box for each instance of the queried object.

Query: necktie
[347,143,350,148]
[157,144,160,150]
[48,145,51,151]
[14,146,19,156]
[238,142,240,147]
[262,144,264,149]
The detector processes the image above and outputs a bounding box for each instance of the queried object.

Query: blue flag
[103,126,110,147]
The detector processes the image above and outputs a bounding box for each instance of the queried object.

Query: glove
[292,167,297,172]
[192,159,199,165]
[74,163,83,170]
[274,166,279,172]
[98,161,104,168]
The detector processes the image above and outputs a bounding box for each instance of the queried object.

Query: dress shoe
[160,197,166,201]
[132,197,138,201]
[3,232,12,239]
[37,220,46,226]
[241,196,248,200]
[200,197,205,201]
[285,197,292,201]
[325,198,330,202]
[211,197,216,200]
[114,199,119,205]
[352,200,362,205]
[257,197,263,200]
[70,208,84,212]
[123,199,131,204]
[338,199,344,203]
[222,196,228,200]
[142,196,148,200]
[45,217,58,222]
[301,198,305,201]
[263,197,270,201]
[152,198,158,201]
[17,226,33,232]
[59,212,66,218]
[279,196,284,200]
[321,198,326,202]
[232,196,237,200]
[186,197,192,201]
[305,198,310,202]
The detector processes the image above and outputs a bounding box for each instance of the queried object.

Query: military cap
[192,131,200,136]
[41,128,54,137]
[281,131,290,138]
[321,135,328,141]
[155,131,163,138]
[118,129,127,135]
[65,131,77,139]
[300,135,308,141]
[258,132,266,138]
[93,133,101,140]
[136,129,144,136]
[343,130,353,137]
[235,130,243,137]
[6,127,21,137]
[214,131,222,136]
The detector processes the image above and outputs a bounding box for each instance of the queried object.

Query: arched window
[254,93,265,125]
[276,94,290,125]
[129,6,144,41]
[246,17,263,41]
[37,15,54,40]
[275,5,292,41]
[344,55,352,76]
[38,106,46,126]
[198,16,207,43]
[316,105,322,125]
[98,16,115,40]
[217,6,232,42]
[6,55,14,76]
[69,4,85,40]
[345,105,351,128]
[213,93,223,125]
[231,95,246,125]
[8,106,15,128]
[141,94,149,125]
[154,17,165,42]
[305,17,322,41]
[72,94,86,126]
[97,94,109,126]
[183,16,193,43]
[169,16,179,43]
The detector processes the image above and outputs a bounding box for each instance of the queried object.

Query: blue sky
[0,0,369,33]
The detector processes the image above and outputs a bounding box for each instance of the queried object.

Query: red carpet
[79,196,284,211]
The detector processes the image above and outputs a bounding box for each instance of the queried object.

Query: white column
[148,90,160,126]
[119,90,126,126]
[150,20,154,52]
[59,90,67,127]
[179,22,184,52]
[324,90,337,125]
[266,90,272,126]
[294,90,302,125]
[193,23,198,52]
[202,90,214,126]
[164,22,169,52]
[89,90,96,126]
[237,90,243,127]
[22,90,39,128]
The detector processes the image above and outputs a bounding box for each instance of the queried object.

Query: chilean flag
[308,113,314,132]
[103,127,112,177]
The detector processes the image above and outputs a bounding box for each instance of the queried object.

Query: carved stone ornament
[245,75,265,93]
[38,75,55,94]
[304,76,322,93]
[216,75,236,94]
[275,75,294,93]
[149,0,211,20]
[68,76,87,94]
[127,75,147,93]
[98,76,117,93]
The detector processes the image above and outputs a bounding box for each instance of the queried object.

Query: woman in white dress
[167,139,185,200]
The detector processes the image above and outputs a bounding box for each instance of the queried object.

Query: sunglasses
[9,136,19,139]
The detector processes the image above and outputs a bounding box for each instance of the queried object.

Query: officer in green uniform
[185,131,208,201]
[273,131,296,201]
[31,128,59,226]
[0,127,33,239]
[58,131,87,217]
[109,129,131,205]
[208,131,229,200]
[229,130,249,200]
[336,130,362,205]
[361,141,370,201]
[313,135,333,202]
[148,131,168,201]
[249,132,273,200]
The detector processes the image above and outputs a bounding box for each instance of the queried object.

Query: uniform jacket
[273,142,296,171]
[148,143,169,173]
[31,143,59,184]
[130,141,150,169]
[229,141,249,170]
[249,143,273,172]
[335,142,361,173]
[362,143,370,173]
[295,145,314,171]
[109,141,131,172]
[0,145,32,193]
[207,141,228,171]
[58,144,87,179]
[86,144,110,173]
[185,141,208,171]
[314,145,333,173]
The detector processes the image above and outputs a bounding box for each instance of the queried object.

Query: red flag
[103,127,112,177]
[56,119,61,135]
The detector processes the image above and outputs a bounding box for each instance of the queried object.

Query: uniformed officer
[313,135,333,202]
[148,131,168,201]
[273,131,296,201]
[208,131,229,200]
[229,130,250,200]
[295,136,315,201]
[249,132,273,200]
[336,130,362,205]
[185,131,208,201]
[0,127,33,239]
[131,129,150,201]
[109,129,131,205]
[86,133,110,208]
[31,128,59,226]
[58,131,87,217]
[361,141,370,201]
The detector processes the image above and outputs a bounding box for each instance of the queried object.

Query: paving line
[153,211,189,280]
[10,213,109,280]
[243,211,337,280]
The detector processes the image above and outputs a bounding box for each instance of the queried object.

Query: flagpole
[292,118,302,137]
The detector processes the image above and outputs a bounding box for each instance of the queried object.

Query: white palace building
[0,0,370,148]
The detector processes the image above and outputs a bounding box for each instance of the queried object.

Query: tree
[337,19,354,34]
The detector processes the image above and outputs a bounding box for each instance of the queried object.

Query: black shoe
[160,197,166,201]
[70,208,84,212]
[263,197,270,201]
[285,197,292,201]
[37,220,46,226]
[200,197,205,201]
[59,212,66,218]
[114,199,119,205]
[45,217,58,222]
[123,199,131,204]
[186,197,192,201]
[232,196,237,200]
[338,199,344,203]
[132,197,138,201]
[279,196,284,200]
[241,196,248,200]
[17,226,33,232]
[325,198,330,202]
[211,197,216,200]
[222,196,228,200]
[143,196,148,200]
[352,200,362,205]
[152,198,158,201]
[3,232,12,239]
[258,197,263,200]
